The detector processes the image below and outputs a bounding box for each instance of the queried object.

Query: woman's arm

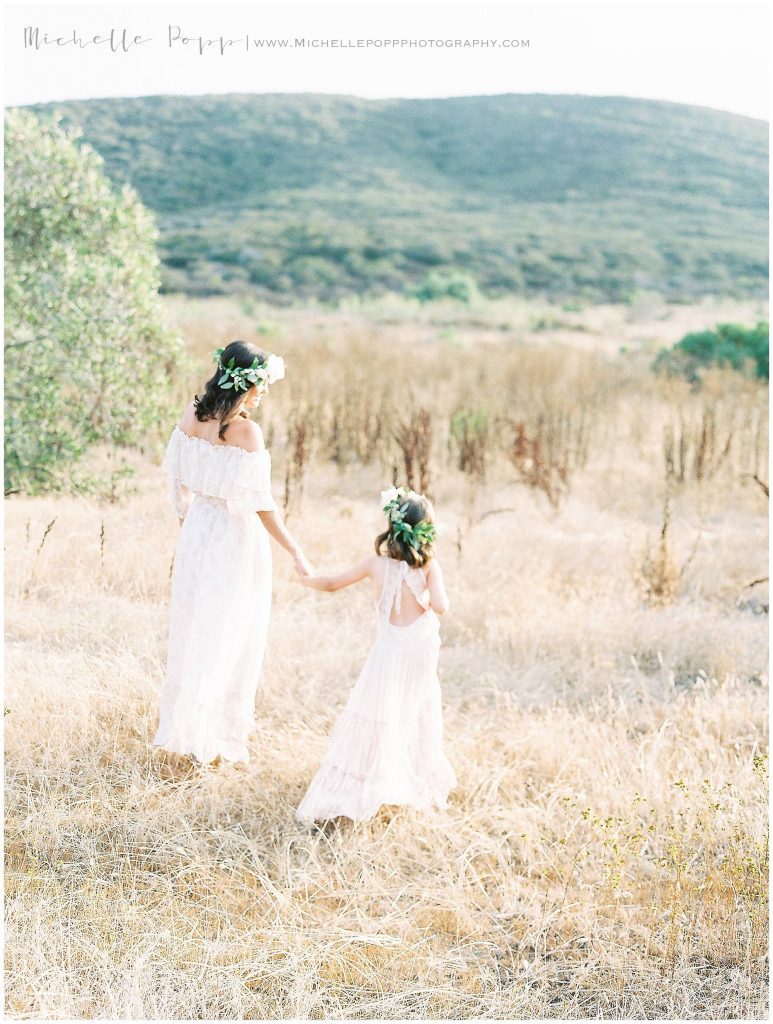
[228,419,311,575]
[425,559,450,614]
[231,415,313,573]
[299,555,374,592]
[258,509,314,576]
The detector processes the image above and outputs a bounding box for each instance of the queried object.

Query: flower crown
[380,486,437,550]
[212,347,285,393]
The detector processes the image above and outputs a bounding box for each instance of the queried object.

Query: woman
[153,339,313,766]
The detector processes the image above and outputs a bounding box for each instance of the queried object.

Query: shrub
[653,321,769,381]
[4,109,185,494]
[410,269,481,304]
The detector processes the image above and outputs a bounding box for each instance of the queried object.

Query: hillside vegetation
[20,93,769,304]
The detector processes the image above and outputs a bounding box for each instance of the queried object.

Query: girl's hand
[296,556,374,594]
[293,550,314,577]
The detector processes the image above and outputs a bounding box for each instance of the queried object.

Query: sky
[3,0,770,120]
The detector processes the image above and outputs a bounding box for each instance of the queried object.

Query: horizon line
[9,88,769,123]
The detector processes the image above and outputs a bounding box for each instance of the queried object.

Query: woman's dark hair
[375,495,436,568]
[193,340,268,440]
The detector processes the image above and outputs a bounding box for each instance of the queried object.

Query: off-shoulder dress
[154,424,276,764]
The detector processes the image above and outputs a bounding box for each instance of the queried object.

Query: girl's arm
[425,558,450,614]
[257,509,314,576]
[299,555,374,592]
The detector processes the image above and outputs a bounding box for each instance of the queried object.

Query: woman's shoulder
[177,405,266,455]
[178,401,198,431]
[226,417,265,453]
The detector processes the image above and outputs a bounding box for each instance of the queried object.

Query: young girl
[296,486,457,824]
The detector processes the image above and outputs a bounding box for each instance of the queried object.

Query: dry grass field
[4,294,769,1019]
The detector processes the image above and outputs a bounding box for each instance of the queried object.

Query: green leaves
[652,321,769,382]
[211,348,281,394]
[389,517,437,551]
[413,520,437,546]
[381,485,436,550]
[4,109,186,494]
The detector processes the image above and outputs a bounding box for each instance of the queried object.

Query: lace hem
[296,759,456,823]
[296,696,456,822]
[152,718,254,764]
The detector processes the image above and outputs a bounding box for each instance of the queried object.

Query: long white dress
[153,425,276,764]
[296,556,457,823]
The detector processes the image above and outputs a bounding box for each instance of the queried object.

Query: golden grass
[4,297,769,1019]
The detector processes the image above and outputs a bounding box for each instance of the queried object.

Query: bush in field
[410,269,481,304]
[4,109,185,494]
[653,321,769,382]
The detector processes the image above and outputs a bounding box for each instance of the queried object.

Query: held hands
[292,550,324,588]
[292,549,315,577]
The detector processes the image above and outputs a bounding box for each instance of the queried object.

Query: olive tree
[4,108,186,493]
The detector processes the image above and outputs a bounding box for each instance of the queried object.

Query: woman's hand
[257,510,314,575]
[293,550,314,577]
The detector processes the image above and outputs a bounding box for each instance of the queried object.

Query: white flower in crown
[211,347,286,392]
[380,485,400,508]
[266,354,285,384]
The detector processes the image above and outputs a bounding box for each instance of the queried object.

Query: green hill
[19,93,769,304]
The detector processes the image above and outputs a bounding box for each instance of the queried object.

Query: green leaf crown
[380,486,437,550]
[211,347,285,393]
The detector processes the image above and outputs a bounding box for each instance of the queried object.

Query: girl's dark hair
[193,340,267,440]
[375,495,436,568]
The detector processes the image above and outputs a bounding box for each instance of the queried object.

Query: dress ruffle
[162,425,276,519]
[153,700,256,764]
[296,705,457,823]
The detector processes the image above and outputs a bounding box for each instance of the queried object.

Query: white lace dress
[296,556,457,823]
[153,425,276,764]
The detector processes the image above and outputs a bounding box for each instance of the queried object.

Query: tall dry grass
[4,296,768,1019]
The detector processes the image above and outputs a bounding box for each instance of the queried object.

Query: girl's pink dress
[296,556,457,822]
